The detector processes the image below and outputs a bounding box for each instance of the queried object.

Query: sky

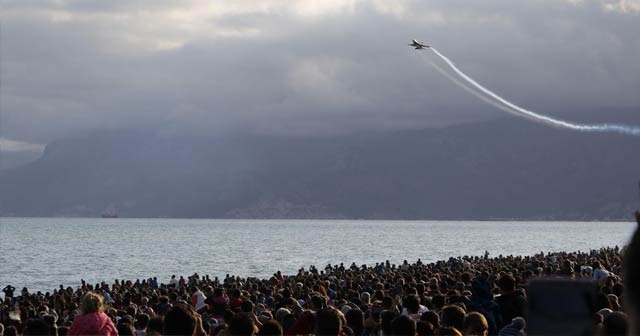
[1,0,640,151]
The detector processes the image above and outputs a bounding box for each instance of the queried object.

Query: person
[462,312,488,336]
[3,326,18,336]
[169,275,178,288]
[497,317,525,336]
[467,276,501,334]
[381,310,401,336]
[116,323,135,336]
[68,292,118,336]
[345,309,364,336]
[315,308,343,336]
[391,315,417,336]
[163,303,206,336]
[145,317,163,336]
[416,320,435,336]
[206,287,229,321]
[190,286,207,313]
[623,210,640,334]
[402,294,427,321]
[494,274,525,329]
[133,314,149,336]
[441,305,465,332]
[257,320,283,336]
[2,286,15,302]
[602,311,628,336]
[229,289,243,310]
[228,314,257,336]
[592,261,612,283]
[22,319,50,336]
[421,311,440,331]
[156,296,172,316]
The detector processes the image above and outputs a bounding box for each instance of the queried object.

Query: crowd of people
[1,212,639,336]
[1,241,637,336]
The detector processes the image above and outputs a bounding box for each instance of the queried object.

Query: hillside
[1,118,639,220]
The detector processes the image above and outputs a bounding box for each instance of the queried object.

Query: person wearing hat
[497,317,525,336]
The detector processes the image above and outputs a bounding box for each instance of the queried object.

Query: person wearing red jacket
[68,292,118,336]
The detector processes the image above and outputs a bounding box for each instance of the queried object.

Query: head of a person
[241,300,255,314]
[404,294,421,315]
[391,315,416,336]
[470,277,492,301]
[416,320,435,336]
[310,295,326,311]
[3,326,18,336]
[274,308,291,323]
[441,305,465,331]
[360,292,371,306]
[146,317,164,336]
[315,308,343,336]
[421,311,440,330]
[228,314,257,336]
[135,313,150,330]
[497,274,516,293]
[230,289,242,299]
[22,319,50,336]
[163,303,200,336]
[345,309,364,334]
[79,292,104,315]
[382,296,395,310]
[607,294,621,311]
[432,294,446,311]
[603,311,629,336]
[462,312,488,336]
[116,322,136,336]
[257,319,283,336]
[381,310,401,335]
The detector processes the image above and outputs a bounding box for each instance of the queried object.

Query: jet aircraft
[409,39,430,49]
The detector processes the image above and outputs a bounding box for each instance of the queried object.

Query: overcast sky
[1,0,639,149]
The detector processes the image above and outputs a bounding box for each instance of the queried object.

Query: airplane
[409,39,430,49]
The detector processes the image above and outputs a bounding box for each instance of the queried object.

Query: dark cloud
[1,0,639,145]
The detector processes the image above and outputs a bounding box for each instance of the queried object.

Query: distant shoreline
[0,216,635,223]
[0,216,636,222]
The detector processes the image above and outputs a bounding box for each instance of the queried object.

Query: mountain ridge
[2,117,639,220]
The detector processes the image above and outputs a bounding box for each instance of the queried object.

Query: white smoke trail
[422,53,538,121]
[426,47,640,136]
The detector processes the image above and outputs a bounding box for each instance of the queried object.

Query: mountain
[1,117,639,220]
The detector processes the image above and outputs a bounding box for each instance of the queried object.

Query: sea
[0,218,635,292]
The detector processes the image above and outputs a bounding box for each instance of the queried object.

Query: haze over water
[0,218,635,292]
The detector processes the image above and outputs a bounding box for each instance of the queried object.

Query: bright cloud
[1,0,639,144]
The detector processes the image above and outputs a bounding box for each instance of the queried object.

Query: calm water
[0,218,635,292]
